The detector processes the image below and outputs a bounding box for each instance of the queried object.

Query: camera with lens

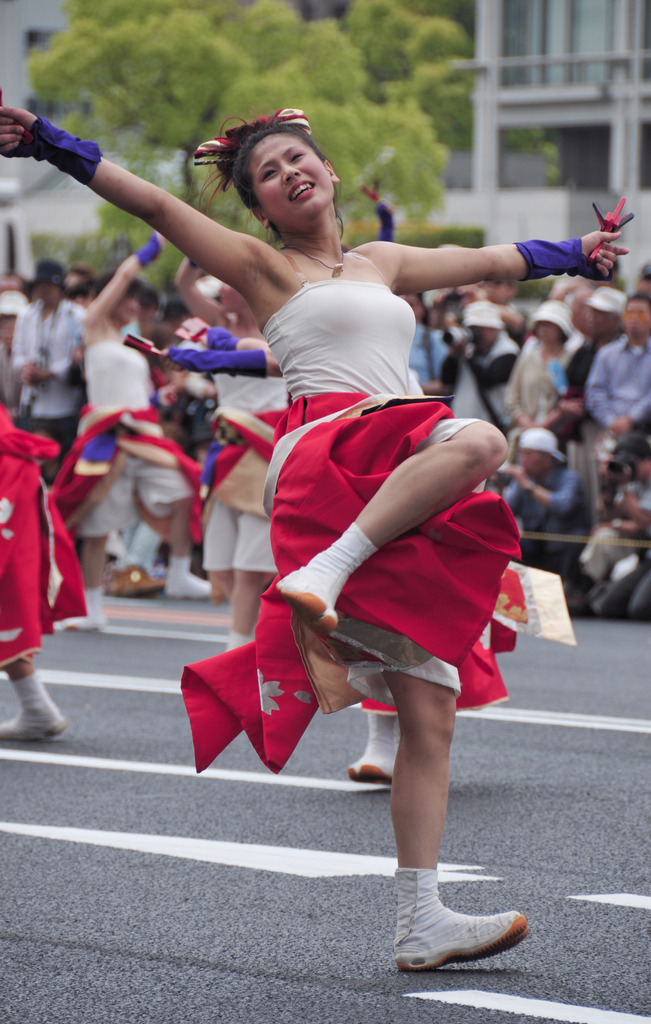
[442,325,478,347]
[605,452,639,479]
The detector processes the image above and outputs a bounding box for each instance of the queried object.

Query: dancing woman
[0,99,625,971]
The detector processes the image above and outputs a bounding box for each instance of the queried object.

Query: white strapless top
[263,281,416,399]
[85,340,152,409]
[216,372,288,414]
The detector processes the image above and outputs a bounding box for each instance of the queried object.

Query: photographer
[501,427,589,589]
[440,301,520,429]
[587,433,651,619]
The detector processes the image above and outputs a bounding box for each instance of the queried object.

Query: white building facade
[0,0,101,275]
[441,0,651,288]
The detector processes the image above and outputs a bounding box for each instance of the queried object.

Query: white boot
[0,672,67,741]
[59,586,107,631]
[165,556,211,600]
[394,868,528,970]
[348,712,398,783]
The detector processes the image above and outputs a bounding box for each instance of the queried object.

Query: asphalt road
[1,596,649,1024]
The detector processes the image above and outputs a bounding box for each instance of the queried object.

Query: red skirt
[0,409,86,667]
[182,394,520,773]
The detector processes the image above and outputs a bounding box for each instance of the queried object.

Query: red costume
[52,405,203,542]
[182,394,521,774]
[0,407,85,667]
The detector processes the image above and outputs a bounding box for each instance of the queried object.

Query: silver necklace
[282,245,344,278]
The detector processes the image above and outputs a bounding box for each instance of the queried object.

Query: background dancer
[174,258,287,648]
[52,239,210,630]
[0,97,624,973]
[0,406,85,739]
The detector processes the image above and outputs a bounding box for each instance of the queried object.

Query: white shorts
[78,456,193,538]
[203,499,276,573]
[344,415,481,701]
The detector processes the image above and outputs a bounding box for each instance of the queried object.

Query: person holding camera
[501,427,589,588]
[11,258,86,481]
[582,433,651,619]
[440,300,520,430]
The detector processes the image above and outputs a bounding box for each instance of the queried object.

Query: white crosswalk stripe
[0,823,499,880]
[404,990,651,1022]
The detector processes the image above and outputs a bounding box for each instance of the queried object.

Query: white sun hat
[518,427,565,461]
[462,301,504,330]
[195,275,222,299]
[0,290,28,317]
[585,288,627,317]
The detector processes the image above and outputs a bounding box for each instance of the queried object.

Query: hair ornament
[194,108,311,166]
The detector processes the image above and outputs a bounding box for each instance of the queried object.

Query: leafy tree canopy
[28,0,472,257]
[343,0,474,147]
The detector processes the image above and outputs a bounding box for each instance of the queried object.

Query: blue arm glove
[515,238,612,282]
[376,201,394,243]
[167,346,267,377]
[4,116,102,184]
[206,326,238,351]
[135,232,163,267]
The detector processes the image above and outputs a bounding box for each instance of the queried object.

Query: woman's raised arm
[0,99,283,308]
[362,231,628,296]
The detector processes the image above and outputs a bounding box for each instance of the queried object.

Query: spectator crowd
[2,247,650,624]
[407,265,651,621]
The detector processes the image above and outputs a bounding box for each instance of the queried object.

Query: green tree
[344,0,475,147]
[27,0,447,251]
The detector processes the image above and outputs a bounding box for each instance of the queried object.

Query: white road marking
[40,669,181,694]
[0,748,389,792]
[458,707,651,735]
[36,670,651,735]
[0,823,499,881]
[568,893,651,911]
[404,990,650,1022]
[55,625,227,643]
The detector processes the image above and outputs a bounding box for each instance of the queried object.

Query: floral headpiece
[194,108,311,166]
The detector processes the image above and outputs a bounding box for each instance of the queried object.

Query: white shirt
[12,299,85,417]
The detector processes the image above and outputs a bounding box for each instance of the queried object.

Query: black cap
[639,262,651,280]
[614,432,651,461]
[33,259,65,286]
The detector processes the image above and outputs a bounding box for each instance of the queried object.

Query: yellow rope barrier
[520,530,651,548]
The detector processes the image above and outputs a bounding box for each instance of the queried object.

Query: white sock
[10,671,61,720]
[301,523,378,602]
[227,629,254,651]
[85,587,104,621]
[363,711,398,759]
[168,555,191,586]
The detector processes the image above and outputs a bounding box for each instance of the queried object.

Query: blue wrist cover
[515,238,611,282]
[206,326,238,351]
[377,201,394,243]
[167,346,267,377]
[6,117,102,184]
[136,232,161,266]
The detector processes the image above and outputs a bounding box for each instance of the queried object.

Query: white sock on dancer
[227,629,254,650]
[277,523,378,633]
[0,671,67,740]
[85,586,104,622]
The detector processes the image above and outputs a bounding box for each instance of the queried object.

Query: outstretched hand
[0,99,37,153]
[581,230,628,276]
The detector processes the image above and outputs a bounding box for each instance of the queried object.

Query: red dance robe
[182,393,521,774]
[202,407,285,519]
[52,405,203,543]
[0,408,86,667]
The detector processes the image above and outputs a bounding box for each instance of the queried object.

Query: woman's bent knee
[455,422,507,476]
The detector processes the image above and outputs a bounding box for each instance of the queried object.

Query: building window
[25,29,56,53]
[502,0,614,86]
